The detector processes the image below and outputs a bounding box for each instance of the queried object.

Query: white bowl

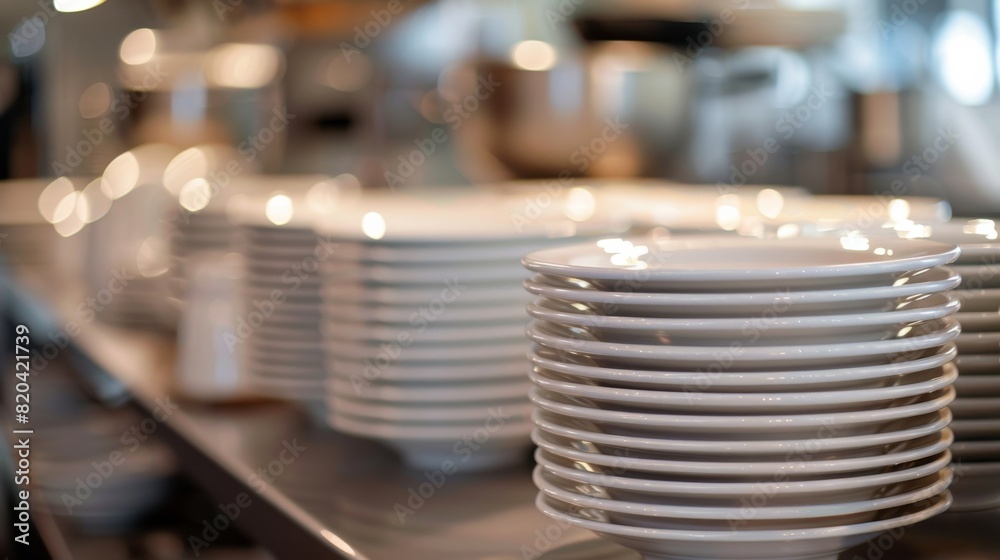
[527,292,958,344]
[532,409,952,456]
[949,461,1000,512]
[529,363,956,413]
[527,318,960,369]
[528,344,957,392]
[535,492,951,560]
[535,448,953,504]
[524,267,960,318]
[522,236,960,291]
[530,387,955,436]
[534,466,951,523]
[532,428,954,478]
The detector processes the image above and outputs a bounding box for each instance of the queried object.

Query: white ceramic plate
[330,396,532,422]
[529,387,955,435]
[535,493,950,560]
[534,467,951,522]
[324,339,528,362]
[527,293,958,343]
[321,258,530,284]
[535,448,952,503]
[955,354,1000,373]
[954,375,1000,397]
[322,280,529,307]
[949,461,1000,512]
[950,419,1000,439]
[952,265,1000,289]
[320,301,528,324]
[532,408,951,455]
[523,267,960,318]
[950,440,1000,461]
[529,364,956,413]
[321,318,525,344]
[329,375,529,402]
[527,318,960,369]
[528,344,957,392]
[523,236,960,291]
[950,397,1000,419]
[325,355,526,382]
[955,332,1000,353]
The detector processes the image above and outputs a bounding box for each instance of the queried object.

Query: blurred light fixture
[511,40,558,71]
[54,0,106,13]
[323,53,372,92]
[361,211,386,240]
[932,10,994,106]
[265,194,294,225]
[756,189,785,220]
[564,187,596,221]
[205,43,283,89]
[38,178,76,223]
[120,28,157,65]
[179,178,212,212]
[78,178,112,223]
[9,18,45,58]
[101,151,141,199]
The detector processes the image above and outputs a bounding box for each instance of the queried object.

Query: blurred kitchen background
[2,0,1000,559]
[0,0,996,207]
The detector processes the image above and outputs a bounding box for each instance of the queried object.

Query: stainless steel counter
[4,262,1000,560]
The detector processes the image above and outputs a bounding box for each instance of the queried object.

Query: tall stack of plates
[319,189,627,471]
[884,219,1000,512]
[225,178,338,414]
[522,235,961,560]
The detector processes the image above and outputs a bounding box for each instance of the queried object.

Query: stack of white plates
[224,178,339,413]
[320,189,627,471]
[167,205,234,301]
[892,219,1000,512]
[521,235,962,560]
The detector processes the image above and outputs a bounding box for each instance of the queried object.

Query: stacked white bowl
[319,188,627,471]
[869,219,1000,512]
[521,234,962,560]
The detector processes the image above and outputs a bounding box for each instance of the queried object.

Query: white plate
[325,355,525,382]
[321,259,529,284]
[955,332,1000,353]
[950,440,1000,461]
[530,387,955,435]
[952,265,1000,289]
[325,338,528,362]
[534,467,951,522]
[527,318,960,369]
[331,396,532,422]
[535,448,952,502]
[949,461,1000,512]
[535,493,950,560]
[317,236,585,264]
[529,364,956,413]
[955,312,1000,332]
[527,293,958,343]
[329,375,529,402]
[322,280,528,307]
[321,301,528,324]
[532,408,951,456]
[524,267,960,318]
[950,397,1000,419]
[321,318,525,344]
[954,375,1000,397]
[953,289,1000,311]
[950,418,1000,439]
[523,236,960,291]
[955,354,1000,373]
[528,344,957,392]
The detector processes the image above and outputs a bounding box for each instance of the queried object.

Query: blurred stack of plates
[522,235,961,560]
[167,197,235,302]
[901,219,1000,512]
[222,176,340,414]
[319,188,628,471]
[0,179,63,268]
